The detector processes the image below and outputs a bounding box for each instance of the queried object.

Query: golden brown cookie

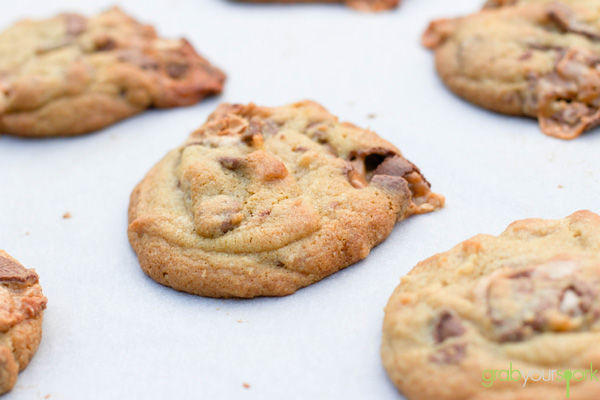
[423,0,600,139]
[382,210,600,400]
[0,251,47,395]
[0,7,225,137]
[128,100,444,298]
[235,0,400,12]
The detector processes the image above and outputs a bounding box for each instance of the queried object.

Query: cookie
[0,7,225,137]
[382,210,600,400]
[128,100,444,298]
[423,0,600,139]
[0,251,47,395]
[235,0,400,12]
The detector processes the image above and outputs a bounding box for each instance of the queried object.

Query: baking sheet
[1,0,599,398]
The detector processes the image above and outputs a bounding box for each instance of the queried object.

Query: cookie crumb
[558,185,564,189]
[45,395,51,399]
[367,113,376,119]
[243,383,250,389]
[63,212,72,219]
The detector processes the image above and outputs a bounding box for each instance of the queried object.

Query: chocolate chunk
[547,3,600,41]
[533,49,600,139]
[519,50,533,62]
[0,257,37,284]
[167,63,189,79]
[483,0,517,8]
[540,101,600,139]
[218,210,243,235]
[241,120,262,145]
[345,163,368,189]
[263,119,279,137]
[258,209,271,218]
[510,270,533,279]
[434,311,465,343]
[221,220,236,234]
[372,155,417,178]
[430,343,466,364]
[64,14,86,36]
[370,174,411,196]
[498,329,529,343]
[118,50,159,70]
[561,283,594,315]
[347,147,398,184]
[527,44,566,53]
[94,35,117,51]
[194,196,244,238]
[219,156,243,170]
[351,147,397,166]
[311,130,329,144]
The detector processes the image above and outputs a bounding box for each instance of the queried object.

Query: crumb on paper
[558,185,563,189]
[45,395,51,399]
[243,383,251,389]
[367,113,376,119]
[63,212,72,219]
[25,232,30,236]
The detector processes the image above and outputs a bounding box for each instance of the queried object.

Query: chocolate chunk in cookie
[128,100,444,298]
[0,257,38,284]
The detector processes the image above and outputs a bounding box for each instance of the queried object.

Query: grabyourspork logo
[482,362,599,398]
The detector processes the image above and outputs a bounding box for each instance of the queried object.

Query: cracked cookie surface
[128,100,443,298]
[0,7,225,137]
[423,0,600,139]
[382,210,600,400]
[235,0,400,12]
[0,251,47,395]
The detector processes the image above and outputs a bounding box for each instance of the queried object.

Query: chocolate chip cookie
[235,0,400,12]
[128,100,444,298]
[382,210,600,400]
[0,7,225,137]
[423,0,600,139]
[0,251,47,395]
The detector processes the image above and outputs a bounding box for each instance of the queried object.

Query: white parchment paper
[1,0,599,398]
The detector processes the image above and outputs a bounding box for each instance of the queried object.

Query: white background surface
[1,0,599,398]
